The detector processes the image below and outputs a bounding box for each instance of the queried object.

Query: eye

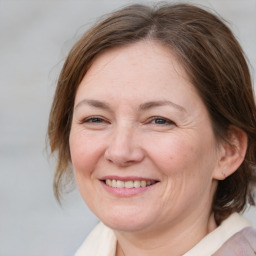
[82,116,105,123]
[147,116,176,126]
[79,116,110,128]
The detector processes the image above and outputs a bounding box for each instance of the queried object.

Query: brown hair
[48,3,256,224]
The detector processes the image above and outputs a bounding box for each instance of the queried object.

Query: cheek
[147,132,217,182]
[148,135,197,174]
[150,134,217,214]
[69,130,107,207]
[69,130,105,177]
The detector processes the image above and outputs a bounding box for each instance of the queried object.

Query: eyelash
[147,116,176,126]
[80,116,107,124]
[79,116,176,127]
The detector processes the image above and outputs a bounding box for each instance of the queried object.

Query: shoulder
[213,226,256,255]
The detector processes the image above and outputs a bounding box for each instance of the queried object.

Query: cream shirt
[75,213,250,256]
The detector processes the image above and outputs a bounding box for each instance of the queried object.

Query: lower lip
[101,181,156,197]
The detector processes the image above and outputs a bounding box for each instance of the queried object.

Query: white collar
[183,213,250,256]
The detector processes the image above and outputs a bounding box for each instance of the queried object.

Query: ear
[213,126,248,180]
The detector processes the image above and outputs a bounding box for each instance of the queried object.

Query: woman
[48,3,256,256]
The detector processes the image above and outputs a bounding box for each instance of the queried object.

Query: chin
[96,207,157,232]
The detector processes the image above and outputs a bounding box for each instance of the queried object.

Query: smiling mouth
[104,179,158,189]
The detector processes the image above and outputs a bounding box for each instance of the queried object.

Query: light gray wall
[1,0,255,255]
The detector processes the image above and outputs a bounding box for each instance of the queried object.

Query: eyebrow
[139,100,186,112]
[74,99,186,113]
[74,99,111,110]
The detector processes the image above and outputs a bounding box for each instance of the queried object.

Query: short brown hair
[48,3,256,224]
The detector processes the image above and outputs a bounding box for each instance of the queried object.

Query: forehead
[78,41,192,90]
[74,40,203,112]
[86,41,186,79]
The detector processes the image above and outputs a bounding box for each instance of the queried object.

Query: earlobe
[213,126,248,181]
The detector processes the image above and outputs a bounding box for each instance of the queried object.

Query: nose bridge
[105,123,144,165]
[113,124,132,148]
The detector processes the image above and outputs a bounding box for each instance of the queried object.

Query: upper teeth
[105,179,155,188]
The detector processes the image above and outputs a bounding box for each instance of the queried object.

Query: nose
[104,126,145,167]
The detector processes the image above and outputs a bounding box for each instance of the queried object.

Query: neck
[115,212,217,256]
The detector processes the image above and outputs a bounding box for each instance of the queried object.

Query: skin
[69,40,247,256]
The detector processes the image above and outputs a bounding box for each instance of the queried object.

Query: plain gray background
[1,0,255,255]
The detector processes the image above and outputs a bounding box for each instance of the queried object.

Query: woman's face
[69,41,222,233]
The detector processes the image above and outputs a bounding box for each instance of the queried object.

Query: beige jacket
[75,213,250,256]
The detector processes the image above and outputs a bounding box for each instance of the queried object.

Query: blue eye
[150,117,175,126]
[153,118,168,124]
